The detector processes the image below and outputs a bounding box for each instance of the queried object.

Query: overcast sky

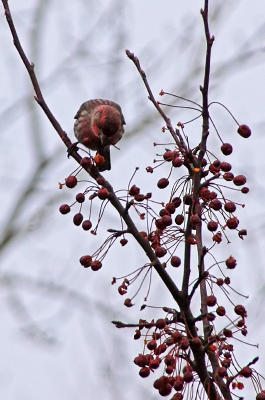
[0,1,265,399]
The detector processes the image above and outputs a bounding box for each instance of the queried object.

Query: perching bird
[74,99,125,171]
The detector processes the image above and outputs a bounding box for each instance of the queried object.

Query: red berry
[226,256,237,269]
[134,354,146,367]
[79,255,92,267]
[149,358,160,369]
[82,220,92,230]
[226,217,239,229]
[147,339,157,350]
[190,214,201,225]
[120,238,128,246]
[207,221,218,232]
[76,193,85,203]
[216,306,226,316]
[257,391,265,400]
[134,194,145,202]
[223,172,234,181]
[98,187,109,200]
[224,202,236,213]
[171,256,181,267]
[65,175,78,188]
[155,218,166,230]
[183,371,193,383]
[154,343,167,355]
[233,175,246,186]
[172,394,183,400]
[207,295,217,307]
[129,185,140,196]
[157,178,169,189]
[158,384,172,396]
[73,213,83,226]
[213,232,222,243]
[59,204,71,214]
[238,124,251,138]
[146,166,153,173]
[175,214,184,225]
[139,367,150,378]
[234,304,247,317]
[91,260,102,271]
[209,199,222,210]
[240,366,252,378]
[165,202,176,214]
[80,157,92,168]
[155,246,167,258]
[238,229,247,239]
[163,150,175,161]
[174,376,184,391]
[223,328,232,337]
[164,354,175,366]
[241,186,249,194]
[162,215,172,226]
[183,194,192,205]
[221,143,233,155]
[124,298,133,307]
[172,197,181,207]
[220,161,232,172]
[156,319,167,329]
[172,156,183,167]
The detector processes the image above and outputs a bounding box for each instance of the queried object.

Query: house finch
[74,99,125,171]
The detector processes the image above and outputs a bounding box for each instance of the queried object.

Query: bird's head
[93,105,122,137]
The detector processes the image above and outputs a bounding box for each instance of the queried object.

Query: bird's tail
[97,146,111,171]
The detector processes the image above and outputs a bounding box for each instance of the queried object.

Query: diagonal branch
[1,0,183,308]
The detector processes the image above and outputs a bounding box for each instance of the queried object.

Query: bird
[74,99,125,171]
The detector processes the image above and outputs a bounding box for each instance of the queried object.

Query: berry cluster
[58,103,264,398]
[132,312,260,400]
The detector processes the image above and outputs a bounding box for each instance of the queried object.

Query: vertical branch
[198,0,214,336]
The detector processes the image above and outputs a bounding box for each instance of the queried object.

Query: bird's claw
[67,142,80,158]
